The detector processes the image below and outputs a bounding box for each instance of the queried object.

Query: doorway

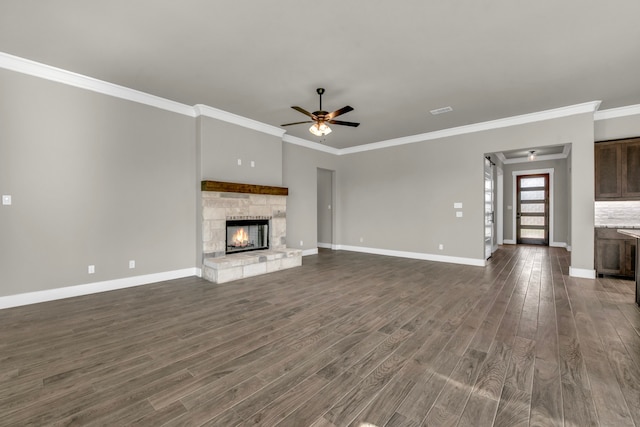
[516,173,549,245]
[317,168,334,249]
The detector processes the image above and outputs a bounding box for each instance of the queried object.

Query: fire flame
[232,227,249,247]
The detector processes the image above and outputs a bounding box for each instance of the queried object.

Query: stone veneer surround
[202,191,288,257]
[201,183,301,283]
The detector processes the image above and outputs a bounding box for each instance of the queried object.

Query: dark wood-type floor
[1,246,640,426]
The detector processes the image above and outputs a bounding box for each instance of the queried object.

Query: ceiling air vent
[430,106,453,115]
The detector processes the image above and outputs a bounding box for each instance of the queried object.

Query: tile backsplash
[595,201,640,226]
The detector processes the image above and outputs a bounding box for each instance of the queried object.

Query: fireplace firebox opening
[226,219,269,254]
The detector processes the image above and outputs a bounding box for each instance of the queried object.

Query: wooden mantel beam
[201,180,288,196]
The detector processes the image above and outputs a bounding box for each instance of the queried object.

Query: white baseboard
[317,242,332,249]
[503,239,516,245]
[550,241,567,248]
[0,268,199,310]
[569,267,596,279]
[334,245,485,267]
[302,248,319,256]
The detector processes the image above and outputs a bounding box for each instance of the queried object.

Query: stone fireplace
[201,181,302,283]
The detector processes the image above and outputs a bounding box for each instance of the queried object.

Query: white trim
[0,51,196,117]
[502,152,569,165]
[5,51,638,156]
[594,104,640,121]
[339,101,601,155]
[282,134,340,155]
[503,239,517,244]
[317,242,332,249]
[566,245,572,252]
[569,267,596,279]
[334,245,486,267]
[0,268,199,310]
[512,168,555,245]
[496,167,504,245]
[194,104,285,137]
[550,241,567,248]
[302,248,319,256]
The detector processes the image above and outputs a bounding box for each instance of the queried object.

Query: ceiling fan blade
[328,119,360,127]
[326,105,354,120]
[291,106,317,120]
[281,120,314,126]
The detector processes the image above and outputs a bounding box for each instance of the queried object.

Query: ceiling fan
[281,88,360,136]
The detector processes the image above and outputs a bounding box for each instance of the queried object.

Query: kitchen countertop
[618,229,640,239]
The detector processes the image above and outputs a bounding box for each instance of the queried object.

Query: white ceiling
[1,1,639,149]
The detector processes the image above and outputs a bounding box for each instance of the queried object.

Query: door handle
[516,212,521,219]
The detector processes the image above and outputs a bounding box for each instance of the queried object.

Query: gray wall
[336,114,594,270]
[199,116,283,186]
[501,158,570,245]
[3,62,637,301]
[0,69,196,297]
[317,168,334,245]
[595,115,640,141]
[282,143,339,252]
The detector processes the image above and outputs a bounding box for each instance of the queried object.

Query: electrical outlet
[456,211,463,218]
[300,240,303,246]
[250,160,255,167]
[237,158,242,166]
[129,260,135,269]
[439,244,444,250]
[359,237,364,243]
[88,265,95,274]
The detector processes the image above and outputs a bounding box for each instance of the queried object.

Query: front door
[516,173,549,245]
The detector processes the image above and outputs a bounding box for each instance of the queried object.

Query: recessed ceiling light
[430,106,453,115]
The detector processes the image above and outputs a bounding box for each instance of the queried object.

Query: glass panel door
[484,158,494,259]
[517,174,549,245]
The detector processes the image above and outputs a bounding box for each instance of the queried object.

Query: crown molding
[0,51,196,117]
[282,134,340,155]
[340,101,602,155]
[194,104,285,138]
[3,51,634,157]
[594,103,640,121]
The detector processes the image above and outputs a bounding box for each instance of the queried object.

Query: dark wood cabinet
[595,228,637,278]
[595,137,640,200]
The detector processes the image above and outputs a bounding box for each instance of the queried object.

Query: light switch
[456,211,463,218]
[2,195,11,205]
[237,158,242,166]
[454,202,462,209]
[250,161,255,168]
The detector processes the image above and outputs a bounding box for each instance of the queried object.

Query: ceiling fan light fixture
[309,122,332,136]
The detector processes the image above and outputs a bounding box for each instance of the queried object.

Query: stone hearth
[201,181,302,284]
